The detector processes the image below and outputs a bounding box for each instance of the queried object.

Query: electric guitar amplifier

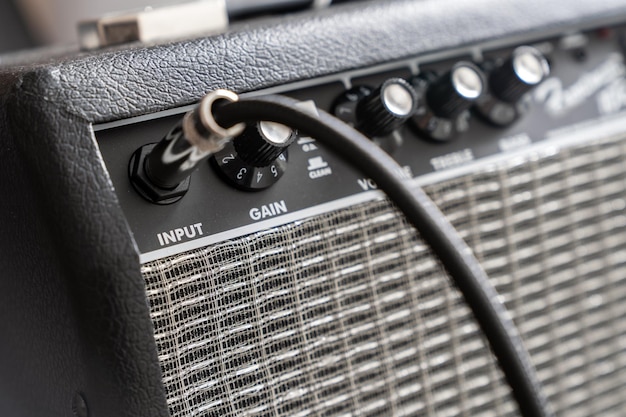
[2,1,626,417]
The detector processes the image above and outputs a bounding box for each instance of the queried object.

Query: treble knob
[427,62,486,118]
[355,78,418,137]
[410,62,486,141]
[212,121,296,190]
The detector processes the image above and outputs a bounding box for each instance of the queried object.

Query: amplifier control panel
[95,27,626,262]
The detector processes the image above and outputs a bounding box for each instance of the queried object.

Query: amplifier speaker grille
[428,135,626,416]
[142,133,626,417]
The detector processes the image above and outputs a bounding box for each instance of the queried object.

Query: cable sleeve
[213,94,554,417]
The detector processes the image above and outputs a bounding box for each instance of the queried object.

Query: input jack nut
[129,142,191,205]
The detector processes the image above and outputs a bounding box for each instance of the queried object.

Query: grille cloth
[142,133,626,417]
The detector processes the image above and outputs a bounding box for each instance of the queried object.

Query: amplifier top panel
[95,26,626,263]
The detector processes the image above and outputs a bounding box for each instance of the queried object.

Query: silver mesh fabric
[142,133,626,417]
[428,135,626,416]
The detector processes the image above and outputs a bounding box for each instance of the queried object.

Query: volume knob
[356,78,418,137]
[234,121,296,167]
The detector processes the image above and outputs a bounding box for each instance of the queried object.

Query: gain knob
[410,62,486,141]
[212,121,297,190]
[235,121,295,167]
[476,45,550,126]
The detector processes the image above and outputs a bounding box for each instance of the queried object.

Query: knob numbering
[212,121,295,191]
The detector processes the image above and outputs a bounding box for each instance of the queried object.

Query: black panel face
[96,28,626,261]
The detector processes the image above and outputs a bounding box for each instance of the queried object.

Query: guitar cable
[137,90,555,417]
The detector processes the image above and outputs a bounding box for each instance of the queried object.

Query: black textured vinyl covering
[1,1,626,416]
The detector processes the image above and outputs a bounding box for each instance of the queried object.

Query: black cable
[213,94,554,417]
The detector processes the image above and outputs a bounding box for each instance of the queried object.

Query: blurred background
[1,0,215,52]
[0,0,340,53]
[0,0,33,52]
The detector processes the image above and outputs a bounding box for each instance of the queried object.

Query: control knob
[410,62,486,141]
[355,78,418,137]
[334,77,417,152]
[212,121,297,190]
[476,45,550,126]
